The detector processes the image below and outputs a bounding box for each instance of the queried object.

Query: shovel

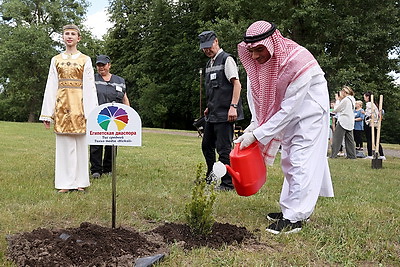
[371,95,383,169]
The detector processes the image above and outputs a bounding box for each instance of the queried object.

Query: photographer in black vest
[198,31,244,191]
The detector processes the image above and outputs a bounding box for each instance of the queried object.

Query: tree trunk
[28,112,36,122]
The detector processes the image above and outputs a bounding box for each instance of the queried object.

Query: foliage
[185,162,216,235]
[0,24,56,122]
[105,0,204,129]
[381,109,400,144]
[0,0,399,142]
[0,0,101,122]
[104,0,400,142]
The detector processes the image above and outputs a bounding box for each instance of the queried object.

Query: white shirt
[212,49,239,81]
[333,95,355,131]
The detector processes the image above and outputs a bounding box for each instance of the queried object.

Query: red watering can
[225,142,267,196]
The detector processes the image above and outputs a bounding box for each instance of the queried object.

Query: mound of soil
[150,222,254,250]
[6,221,256,266]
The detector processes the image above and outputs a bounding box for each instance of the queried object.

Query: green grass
[0,121,399,266]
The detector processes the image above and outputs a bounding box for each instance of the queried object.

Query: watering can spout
[225,164,241,184]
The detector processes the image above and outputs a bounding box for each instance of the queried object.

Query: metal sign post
[87,103,142,229]
[111,145,117,228]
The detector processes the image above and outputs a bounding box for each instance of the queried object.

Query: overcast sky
[83,0,112,39]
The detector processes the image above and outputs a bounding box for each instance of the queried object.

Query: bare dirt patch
[6,221,259,266]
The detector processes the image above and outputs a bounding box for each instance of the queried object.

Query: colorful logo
[97,106,129,131]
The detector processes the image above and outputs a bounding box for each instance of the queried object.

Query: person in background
[332,92,346,157]
[363,92,385,160]
[90,55,130,178]
[353,100,365,151]
[330,86,357,159]
[198,30,244,191]
[40,24,98,193]
[235,21,334,234]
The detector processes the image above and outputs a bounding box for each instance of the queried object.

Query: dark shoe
[92,172,101,179]
[266,212,284,221]
[267,212,310,222]
[266,219,302,234]
[205,174,212,185]
[216,185,234,191]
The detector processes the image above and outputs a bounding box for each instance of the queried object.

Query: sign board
[87,103,142,146]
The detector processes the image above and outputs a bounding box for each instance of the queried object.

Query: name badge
[116,86,123,92]
[210,73,217,80]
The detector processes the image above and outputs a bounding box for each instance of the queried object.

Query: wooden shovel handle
[371,95,375,152]
[375,95,383,154]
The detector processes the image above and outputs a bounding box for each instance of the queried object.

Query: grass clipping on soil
[185,163,216,236]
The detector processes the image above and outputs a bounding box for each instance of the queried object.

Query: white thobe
[248,65,334,222]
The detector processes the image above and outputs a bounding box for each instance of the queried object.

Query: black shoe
[266,219,302,234]
[267,212,310,222]
[216,185,234,191]
[266,212,284,221]
[205,175,212,185]
[92,172,101,179]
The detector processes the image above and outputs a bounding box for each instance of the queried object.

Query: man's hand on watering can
[243,121,257,133]
[234,132,256,149]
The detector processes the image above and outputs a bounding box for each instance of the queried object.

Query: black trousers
[90,145,114,174]
[353,129,364,149]
[364,123,384,156]
[202,121,234,187]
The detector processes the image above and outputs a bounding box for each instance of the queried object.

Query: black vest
[94,73,126,105]
[204,51,243,123]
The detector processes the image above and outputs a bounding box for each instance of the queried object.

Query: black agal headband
[243,23,276,43]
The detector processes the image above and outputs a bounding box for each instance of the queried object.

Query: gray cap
[96,55,110,64]
[198,31,216,49]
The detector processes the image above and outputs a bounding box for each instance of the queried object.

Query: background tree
[0,0,101,122]
[106,0,205,128]
[1,0,399,142]
[105,0,399,142]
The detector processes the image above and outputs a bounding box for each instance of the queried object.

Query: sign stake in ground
[112,145,117,228]
[87,102,142,228]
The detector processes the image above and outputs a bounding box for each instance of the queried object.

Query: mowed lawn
[0,121,399,266]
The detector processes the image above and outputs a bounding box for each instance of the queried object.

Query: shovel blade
[371,158,382,169]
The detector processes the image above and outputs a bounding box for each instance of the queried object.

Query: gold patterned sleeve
[82,56,99,119]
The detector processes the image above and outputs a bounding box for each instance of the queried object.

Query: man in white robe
[235,21,334,234]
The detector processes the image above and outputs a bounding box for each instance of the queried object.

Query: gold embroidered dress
[40,52,98,134]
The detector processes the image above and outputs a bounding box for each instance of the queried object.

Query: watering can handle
[225,165,240,183]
